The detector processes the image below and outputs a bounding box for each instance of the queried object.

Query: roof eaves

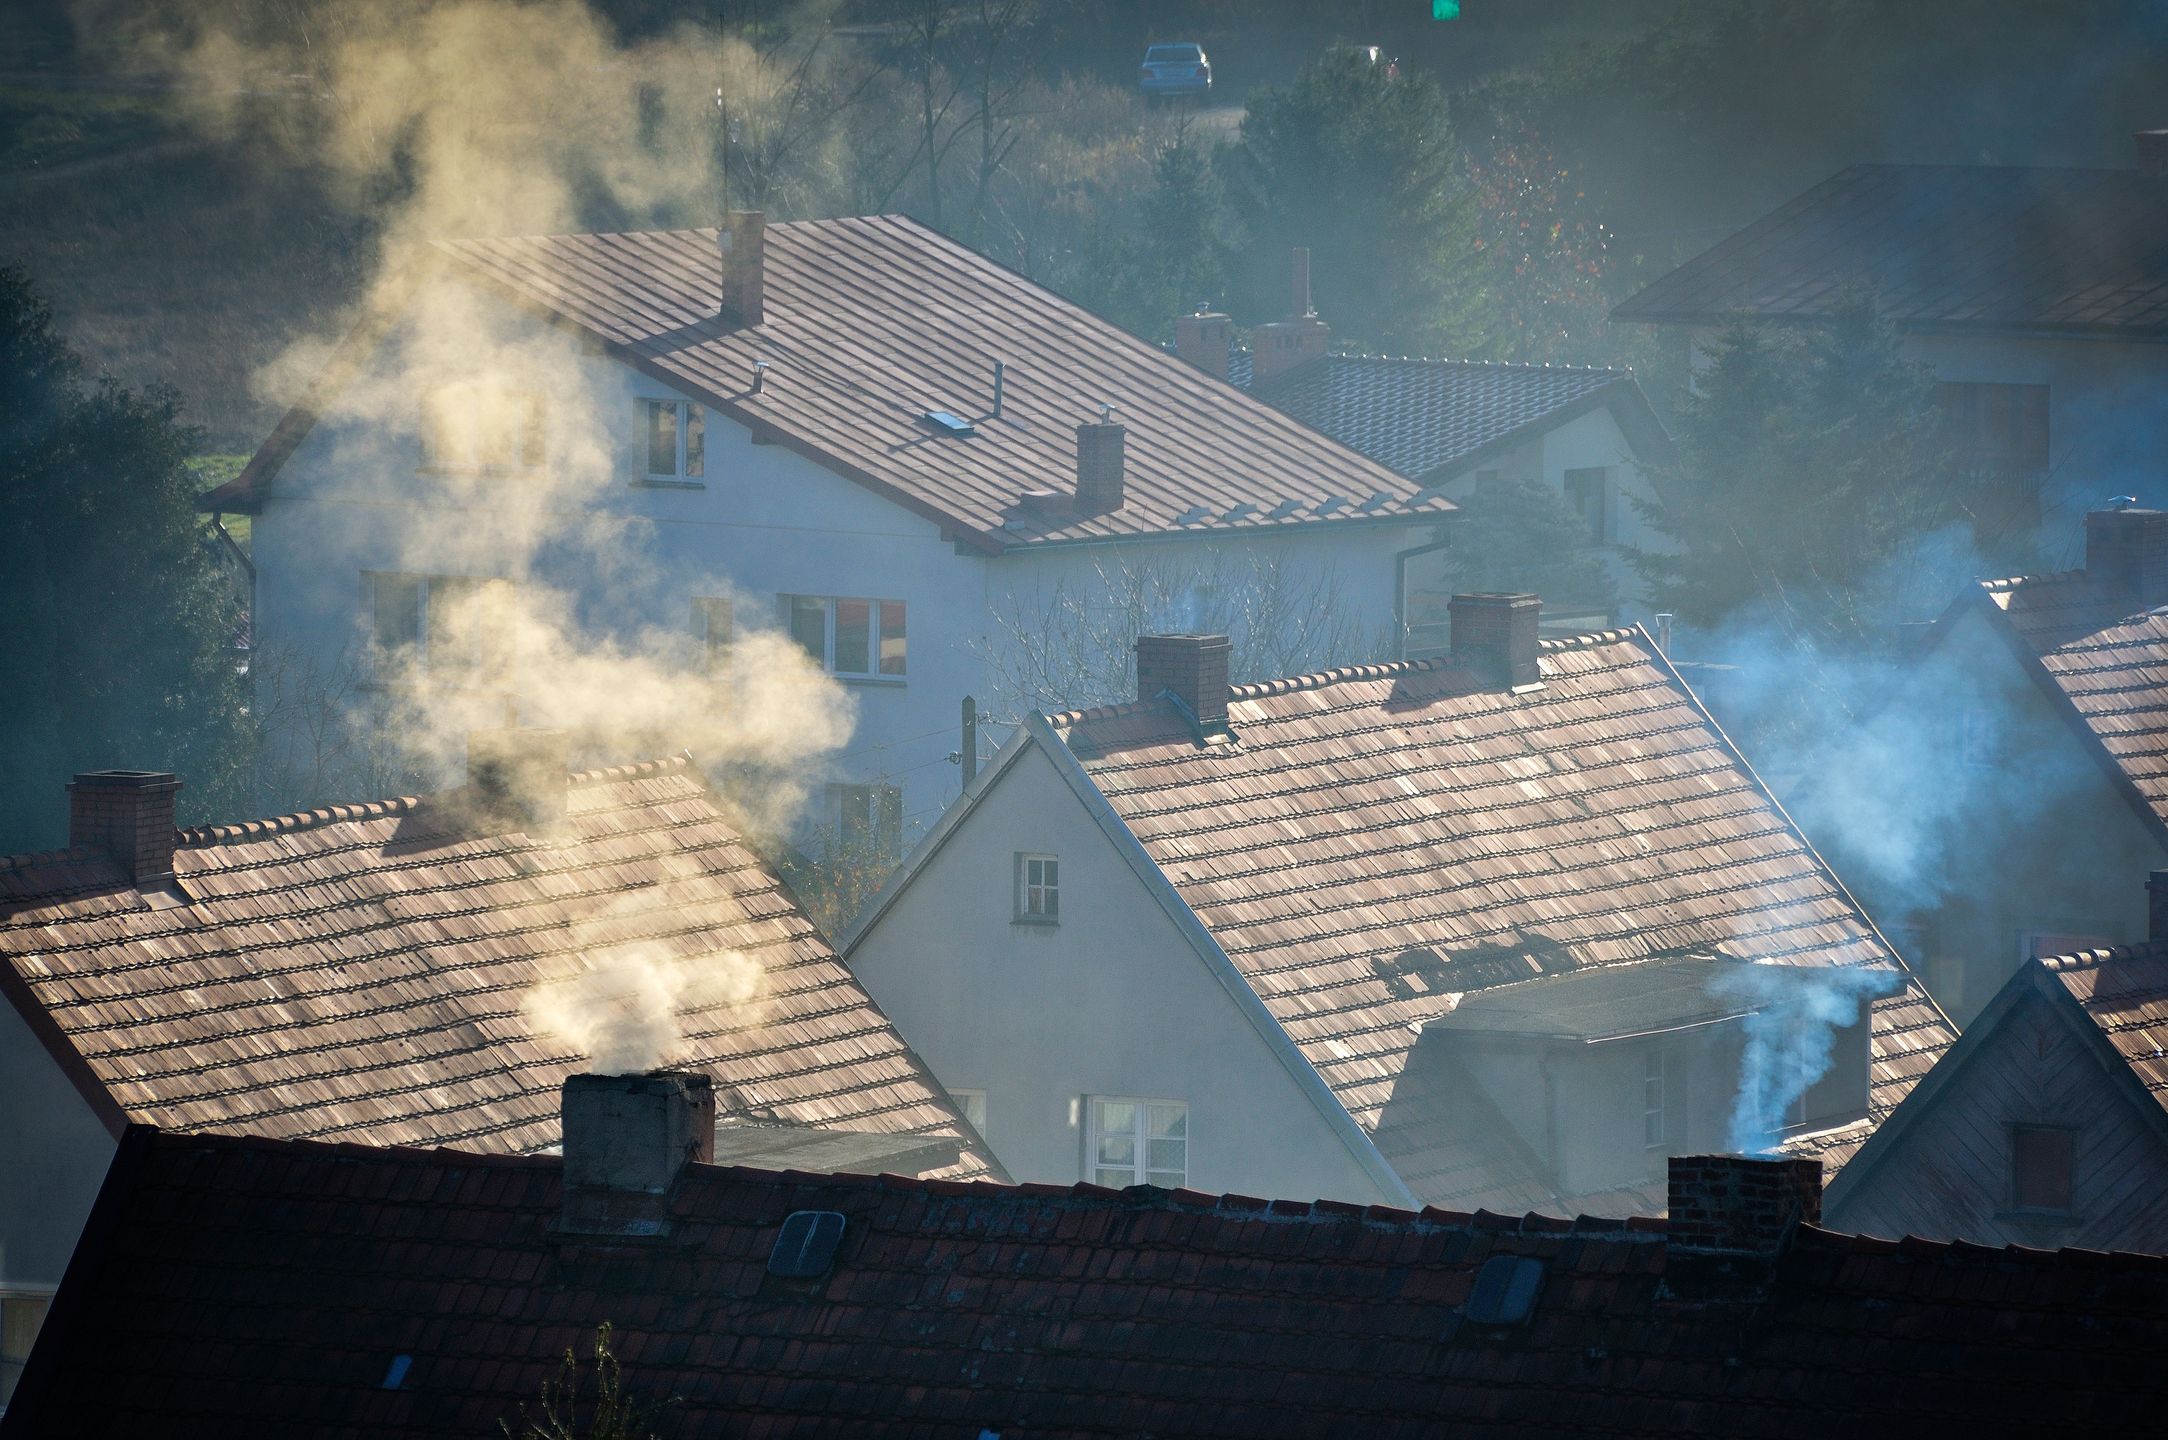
[0,952,129,1138]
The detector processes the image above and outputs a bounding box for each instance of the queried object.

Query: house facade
[208,216,1449,857]
[0,742,990,1407]
[1827,876,2168,1251]
[843,596,1954,1215]
[1789,505,2168,1023]
[1614,137,2168,510]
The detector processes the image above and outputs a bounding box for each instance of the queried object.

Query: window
[693,596,733,676]
[1958,705,1997,769]
[1564,467,1615,542]
[1015,854,1059,923]
[1087,1097,1187,1188]
[1937,382,2049,480]
[953,1088,987,1134]
[641,398,705,482]
[1642,1047,1666,1148]
[832,781,902,858]
[2011,1125,2075,1213]
[783,595,906,679]
[421,384,544,472]
[365,572,511,683]
[0,1292,51,1410]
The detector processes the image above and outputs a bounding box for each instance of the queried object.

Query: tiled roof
[2041,939,2168,1107]
[1047,632,1954,1210]
[1614,163,2168,336]
[14,1129,2168,1437]
[1241,350,1641,482]
[206,217,1449,548]
[1980,571,2168,834]
[0,757,992,1175]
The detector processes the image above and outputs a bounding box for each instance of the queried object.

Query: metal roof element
[1428,957,1778,1042]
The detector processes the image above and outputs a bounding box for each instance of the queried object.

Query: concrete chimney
[560,1070,717,1238]
[2137,130,2168,177]
[68,771,181,884]
[1135,634,1231,737]
[1668,1153,1822,1256]
[1075,418,1127,513]
[2148,870,2168,942]
[1450,593,1543,690]
[1173,311,1233,382]
[467,728,570,831]
[719,211,766,325]
[1250,248,1330,385]
[2083,505,2168,612]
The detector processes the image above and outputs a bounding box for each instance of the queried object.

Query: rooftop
[1426,956,1770,1043]
[11,1129,2167,1437]
[1614,162,2168,337]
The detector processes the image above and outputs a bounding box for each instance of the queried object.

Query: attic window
[921,410,978,438]
[1464,1254,1544,1325]
[768,1210,847,1277]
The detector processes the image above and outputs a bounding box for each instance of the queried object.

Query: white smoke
[1714,962,1899,1154]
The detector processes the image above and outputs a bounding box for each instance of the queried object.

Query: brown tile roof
[203,217,1450,548]
[1614,163,2168,337]
[1981,571,2168,837]
[0,757,993,1175]
[2041,939,2168,1108]
[1047,631,1953,1209]
[13,1128,2168,1437]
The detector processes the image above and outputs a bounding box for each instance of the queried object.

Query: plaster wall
[0,1003,114,1291]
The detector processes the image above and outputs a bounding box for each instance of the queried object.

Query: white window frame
[364,571,507,684]
[692,596,733,677]
[782,594,907,680]
[1085,1095,1188,1189]
[1564,466,1616,543]
[639,397,705,483]
[1642,1046,1666,1149]
[1015,853,1059,924]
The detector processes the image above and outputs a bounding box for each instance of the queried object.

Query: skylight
[768,1209,848,1277]
[921,410,979,438]
[1464,1254,1544,1325]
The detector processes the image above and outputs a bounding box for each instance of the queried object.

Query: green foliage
[501,1324,672,1440]
[0,265,251,852]
[1437,478,1616,612]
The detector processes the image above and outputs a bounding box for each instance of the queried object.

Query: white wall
[847,739,1389,1203]
[0,1003,115,1291]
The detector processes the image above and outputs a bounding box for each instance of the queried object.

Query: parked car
[1139,42,1212,98]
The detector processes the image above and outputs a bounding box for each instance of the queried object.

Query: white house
[841,596,1955,1214]
[1172,254,1676,631]
[1614,133,2168,511]
[206,215,1452,856]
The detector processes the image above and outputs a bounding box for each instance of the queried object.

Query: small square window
[1086,1096,1186,1188]
[1016,854,1059,923]
[640,398,706,481]
[2011,1125,2074,1213]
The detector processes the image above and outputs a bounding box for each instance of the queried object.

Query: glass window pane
[647,400,678,475]
[1147,1104,1186,1138]
[696,597,731,674]
[787,596,827,665]
[1094,1167,1131,1187]
[372,575,423,655]
[684,405,704,477]
[1097,1135,1136,1167]
[879,601,907,675]
[834,599,872,674]
[1148,1138,1185,1169]
[1147,1170,1185,1188]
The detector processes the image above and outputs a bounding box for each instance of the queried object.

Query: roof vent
[768,1210,847,1277]
[922,410,978,438]
[1464,1254,1544,1325]
[379,1355,413,1391]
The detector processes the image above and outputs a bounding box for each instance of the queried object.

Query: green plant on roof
[500,1324,676,1440]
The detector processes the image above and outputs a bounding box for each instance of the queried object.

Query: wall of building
[1828,984,2168,1250]
[846,739,1390,1204]
[0,1003,115,1291]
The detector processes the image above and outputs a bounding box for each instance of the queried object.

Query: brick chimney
[2083,505,2168,612]
[1135,634,1231,737]
[1075,416,1127,513]
[1449,593,1543,689]
[1173,310,1233,382]
[560,1070,717,1238]
[1666,1153,1821,1298]
[719,211,765,325]
[68,771,181,884]
[2148,870,2168,941]
[2137,130,2168,177]
[467,728,570,831]
[1250,248,1330,386]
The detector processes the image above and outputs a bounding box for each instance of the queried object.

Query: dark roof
[0,756,992,1177]
[13,1127,2168,1438]
[1614,163,2168,338]
[205,218,1450,548]
[1044,631,1954,1212]
[1236,350,1665,483]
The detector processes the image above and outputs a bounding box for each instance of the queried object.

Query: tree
[1435,478,1618,613]
[1222,50,1489,356]
[0,266,250,852]
[501,1323,672,1440]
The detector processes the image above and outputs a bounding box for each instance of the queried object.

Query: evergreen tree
[0,266,250,852]
[1437,478,1618,614]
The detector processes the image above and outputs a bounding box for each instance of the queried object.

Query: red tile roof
[0,756,992,1174]
[2041,939,2168,1106]
[1047,630,1954,1210]
[1614,163,2168,337]
[11,1127,2168,1437]
[203,217,1449,548]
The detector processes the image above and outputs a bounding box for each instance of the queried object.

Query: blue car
[1139,42,1212,98]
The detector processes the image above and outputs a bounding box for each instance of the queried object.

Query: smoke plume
[1713,962,1898,1155]
[525,942,764,1076]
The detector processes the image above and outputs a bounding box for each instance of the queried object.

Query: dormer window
[643,398,705,483]
[420,384,544,472]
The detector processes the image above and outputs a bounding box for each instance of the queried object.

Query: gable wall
[0,1000,116,1291]
[846,741,1388,1203]
[1828,985,2168,1249]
